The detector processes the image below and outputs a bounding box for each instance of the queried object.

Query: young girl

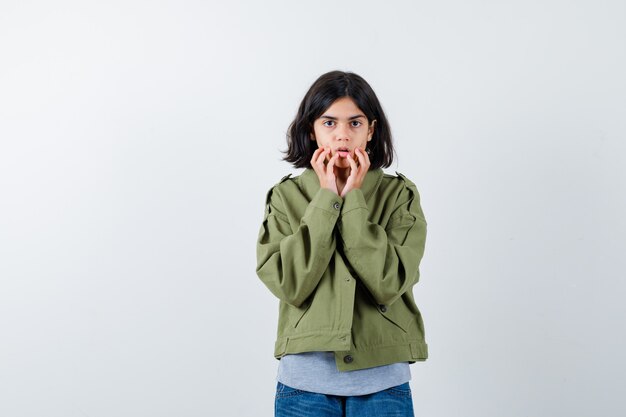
[256,71,428,417]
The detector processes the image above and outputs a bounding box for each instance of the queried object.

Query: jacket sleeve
[256,184,342,307]
[337,178,427,306]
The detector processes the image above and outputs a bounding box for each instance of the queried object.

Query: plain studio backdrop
[1,1,624,416]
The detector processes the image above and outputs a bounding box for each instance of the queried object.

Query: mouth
[335,147,351,158]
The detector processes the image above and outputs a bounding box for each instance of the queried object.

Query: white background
[1,1,625,416]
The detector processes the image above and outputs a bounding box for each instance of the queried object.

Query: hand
[340,147,370,198]
[311,146,340,195]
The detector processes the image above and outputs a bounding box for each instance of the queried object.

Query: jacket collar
[299,168,383,201]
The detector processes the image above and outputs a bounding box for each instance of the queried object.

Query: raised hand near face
[311,146,340,196]
[340,147,370,198]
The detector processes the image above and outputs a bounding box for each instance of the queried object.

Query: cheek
[311,127,323,145]
[313,133,329,147]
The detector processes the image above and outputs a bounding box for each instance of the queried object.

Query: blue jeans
[275,381,415,417]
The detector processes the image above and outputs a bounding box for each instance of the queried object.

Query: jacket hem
[274,336,428,372]
[274,331,352,357]
[334,341,428,371]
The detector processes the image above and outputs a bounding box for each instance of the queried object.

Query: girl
[256,71,428,417]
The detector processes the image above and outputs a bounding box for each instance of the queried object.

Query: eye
[323,120,335,127]
[351,120,363,128]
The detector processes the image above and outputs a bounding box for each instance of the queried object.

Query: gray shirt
[277,351,411,396]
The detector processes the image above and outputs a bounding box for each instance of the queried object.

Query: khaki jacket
[256,168,428,371]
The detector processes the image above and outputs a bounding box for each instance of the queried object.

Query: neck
[334,167,350,183]
[334,167,351,196]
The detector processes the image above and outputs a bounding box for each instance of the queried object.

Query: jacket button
[343,355,353,364]
[333,202,340,210]
[379,304,387,313]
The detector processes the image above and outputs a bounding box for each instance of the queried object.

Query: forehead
[319,97,366,119]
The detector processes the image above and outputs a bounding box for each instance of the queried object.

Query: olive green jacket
[256,168,428,371]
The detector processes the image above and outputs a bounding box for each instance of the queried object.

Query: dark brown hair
[283,71,395,169]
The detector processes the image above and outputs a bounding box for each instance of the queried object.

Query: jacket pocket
[362,286,409,333]
[292,299,312,329]
[378,304,409,333]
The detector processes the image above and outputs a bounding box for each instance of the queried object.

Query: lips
[335,147,351,157]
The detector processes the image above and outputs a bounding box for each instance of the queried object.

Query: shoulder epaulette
[395,171,416,187]
[263,174,292,219]
[395,171,408,181]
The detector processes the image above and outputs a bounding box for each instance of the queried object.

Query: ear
[368,119,377,140]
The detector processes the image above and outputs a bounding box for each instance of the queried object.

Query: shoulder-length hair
[283,71,395,169]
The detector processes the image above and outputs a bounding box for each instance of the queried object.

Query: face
[311,97,376,169]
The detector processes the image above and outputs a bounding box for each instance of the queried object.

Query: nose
[335,122,351,141]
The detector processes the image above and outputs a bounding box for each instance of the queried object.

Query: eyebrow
[319,114,367,121]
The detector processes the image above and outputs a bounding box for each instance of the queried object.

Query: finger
[327,152,339,166]
[354,147,365,163]
[311,147,322,163]
[355,148,370,170]
[311,147,324,160]
[326,153,339,175]
[363,147,371,165]
[313,146,324,159]
[312,147,328,167]
[347,151,358,174]
[353,148,365,173]
[319,148,331,167]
